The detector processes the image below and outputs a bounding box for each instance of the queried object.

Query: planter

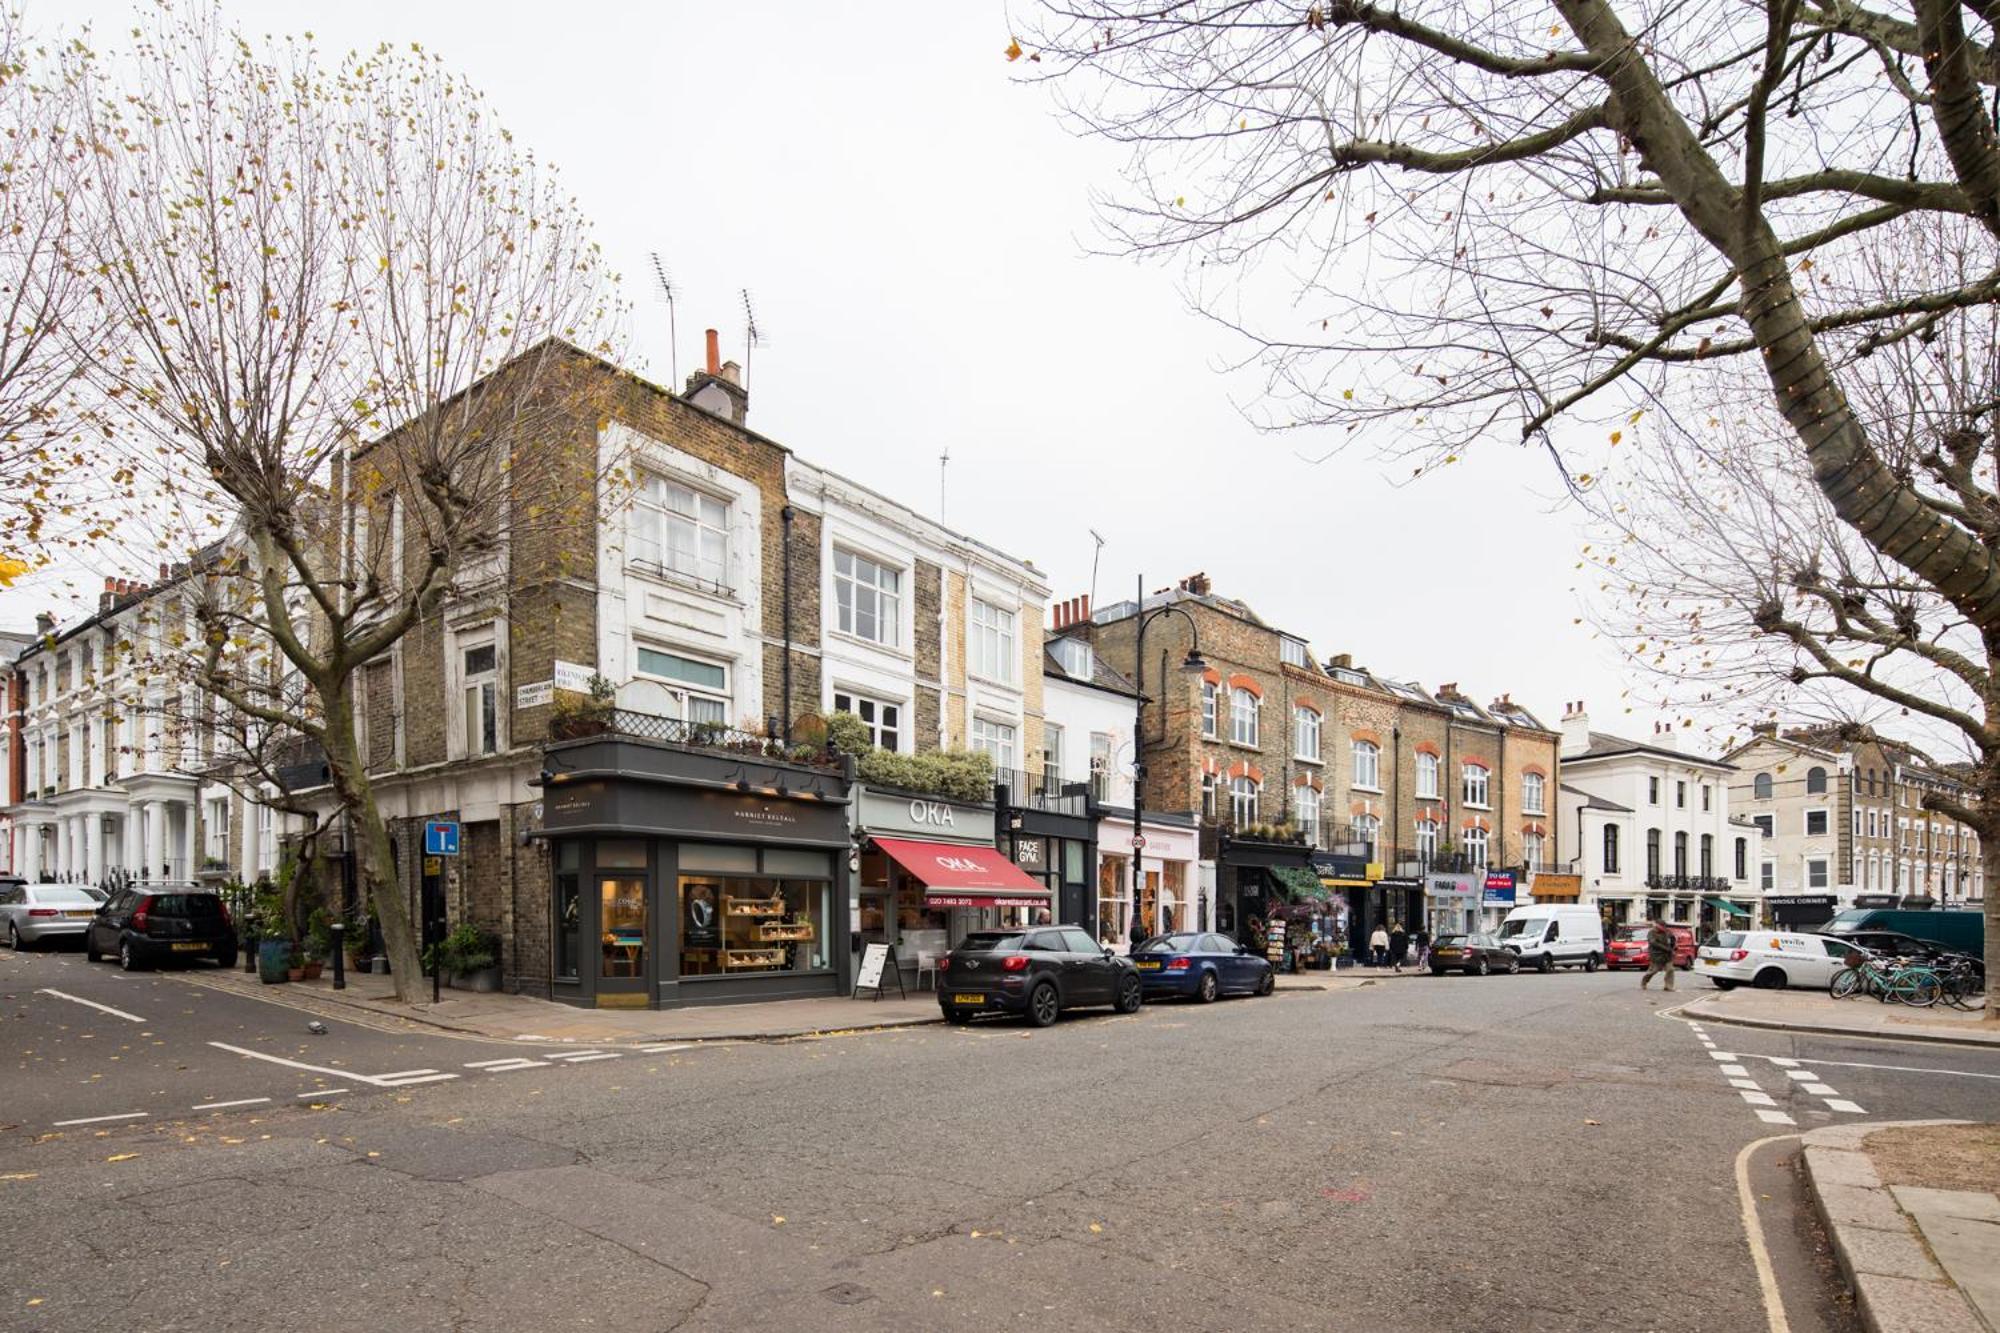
[256,938,291,984]
[286,965,306,982]
[301,961,324,981]
[449,966,500,993]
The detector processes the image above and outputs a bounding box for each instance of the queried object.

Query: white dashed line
[37,988,145,1023]
[209,1042,393,1087]
[1824,1099,1867,1114]
[53,1111,147,1126]
[191,1097,270,1111]
[555,1053,621,1063]
[1718,1065,1749,1078]
[376,1073,459,1086]
[1739,1090,1777,1107]
[297,1089,349,1098]
[1783,1069,1818,1081]
[1754,1109,1796,1125]
[1727,1078,1761,1090]
[637,1044,694,1054]
[1769,1057,1800,1068]
[1799,1082,1838,1096]
[465,1057,547,1073]
[1708,1051,1736,1061]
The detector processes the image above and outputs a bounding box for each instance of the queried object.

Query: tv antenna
[740,288,767,386]
[1088,528,1106,617]
[649,252,678,386]
[939,447,951,523]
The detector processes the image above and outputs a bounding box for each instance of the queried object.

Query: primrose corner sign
[424,820,461,857]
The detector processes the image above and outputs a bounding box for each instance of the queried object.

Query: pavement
[8,948,1999,1329]
[1682,984,1999,1048]
[1801,1121,1997,1332]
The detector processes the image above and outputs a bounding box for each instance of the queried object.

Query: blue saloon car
[1129,932,1275,1002]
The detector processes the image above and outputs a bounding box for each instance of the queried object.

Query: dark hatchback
[938,927,1143,1027]
[1130,932,1275,1002]
[85,887,238,970]
[1428,933,1520,976]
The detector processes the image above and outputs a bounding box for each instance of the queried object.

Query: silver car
[1,883,104,948]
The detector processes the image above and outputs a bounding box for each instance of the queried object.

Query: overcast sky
[2,1,1658,736]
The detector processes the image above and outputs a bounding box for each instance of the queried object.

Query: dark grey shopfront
[540,739,853,1009]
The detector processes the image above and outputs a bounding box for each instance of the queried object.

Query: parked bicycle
[1931,953,1986,1011]
[1829,950,1942,1007]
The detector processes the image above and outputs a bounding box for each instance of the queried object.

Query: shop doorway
[596,873,648,1004]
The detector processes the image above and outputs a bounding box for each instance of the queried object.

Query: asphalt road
[1,957,1993,1331]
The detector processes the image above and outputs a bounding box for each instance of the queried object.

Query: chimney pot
[705,328,721,376]
[719,358,742,388]
[1080,594,1090,622]
[103,576,114,592]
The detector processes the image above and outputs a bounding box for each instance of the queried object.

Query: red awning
[872,837,1052,909]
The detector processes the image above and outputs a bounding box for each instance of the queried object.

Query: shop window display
[679,877,830,976]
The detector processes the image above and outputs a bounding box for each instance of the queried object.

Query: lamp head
[1179,648,1208,676]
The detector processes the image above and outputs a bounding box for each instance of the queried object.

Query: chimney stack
[1328,652,1353,670]
[684,326,749,425]
[34,611,54,637]
[1559,699,1591,758]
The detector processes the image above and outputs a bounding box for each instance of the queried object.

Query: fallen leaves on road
[0,1172,38,1181]
[104,1153,138,1163]
[1584,1119,1601,1126]
[1088,1222,1103,1233]
[771,1214,785,1226]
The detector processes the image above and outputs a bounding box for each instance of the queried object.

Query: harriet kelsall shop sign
[543,779,849,847]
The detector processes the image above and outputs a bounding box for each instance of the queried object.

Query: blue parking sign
[424,820,461,856]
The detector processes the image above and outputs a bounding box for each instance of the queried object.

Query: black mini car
[86,887,239,970]
[937,927,1143,1026]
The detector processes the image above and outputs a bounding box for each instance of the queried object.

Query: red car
[1604,923,1694,970]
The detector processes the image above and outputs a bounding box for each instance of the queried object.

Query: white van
[1496,904,1605,972]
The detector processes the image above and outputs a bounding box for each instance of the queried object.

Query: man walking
[1640,916,1677,992]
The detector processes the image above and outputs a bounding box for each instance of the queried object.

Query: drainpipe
[780,504,795,744]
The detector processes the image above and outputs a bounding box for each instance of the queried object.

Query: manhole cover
[821,1283,874,1306]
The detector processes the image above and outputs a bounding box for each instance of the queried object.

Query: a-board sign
[856,942,889,991]
[1266,918,1287,964]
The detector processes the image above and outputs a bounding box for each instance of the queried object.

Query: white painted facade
[1557,706,1762,927]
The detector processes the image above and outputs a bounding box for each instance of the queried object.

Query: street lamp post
[1128,573,1208,944]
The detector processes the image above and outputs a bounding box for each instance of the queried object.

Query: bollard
[330,922,346,990]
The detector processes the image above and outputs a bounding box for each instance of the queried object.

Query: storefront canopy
[1703,897,1752,919]
[873,837,1052,909]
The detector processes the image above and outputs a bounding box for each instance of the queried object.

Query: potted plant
[423,923,502,992]
[345,912,372,971]
[301,909,331,981]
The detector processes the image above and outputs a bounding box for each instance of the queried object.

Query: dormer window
[1279,637,1309,668]
[1052,638,1092,678]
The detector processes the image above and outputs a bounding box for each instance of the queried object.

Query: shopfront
[1767,893,1837,931]
[1096,811,1199,948]
[853,789,1050,990]
[1425,873,1478,937]
[539,740,852,1009]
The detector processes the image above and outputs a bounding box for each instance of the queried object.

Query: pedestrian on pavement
[1414,926,1431,970]
[1389,922,1409,973]
[1368,923,1389,967]
[1640,916,1678,992]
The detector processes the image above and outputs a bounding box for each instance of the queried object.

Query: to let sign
[424,820,461,857]
[1481,870,1516,906]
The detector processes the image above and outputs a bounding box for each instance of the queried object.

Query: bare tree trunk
[1984,816,2000,1022]
[320,686,424,1002]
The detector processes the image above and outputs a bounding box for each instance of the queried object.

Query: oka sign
[424,820,462,857]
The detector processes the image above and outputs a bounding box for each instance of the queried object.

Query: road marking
[191,1098,271,1111]
[297,1089,349,1098]
[1740,1090,1777,1107]
[1719,1064,1750,1077]
[1728,1078,1762,1090]
[373,1068,439,1080]
[209,1041,390,1087]
[1782,1070,1818,1081]
[1719,1053,2000,1082]
[37,988,145,1023]
[1823,1098,1866,1114]
[1735,1135,1797,1333]
[1709,1051,1737,1060]
[465,1058,547,1073]
[1769,1057,1800,1067]
[53,1111,147,1126]
[466,1057,543,1068]
[637,1044,694,1054]
[1753,1109,1796,1125]
[376,1073,458,1086]
[1799,1082,1837,1096]
[543,1050,621,1062]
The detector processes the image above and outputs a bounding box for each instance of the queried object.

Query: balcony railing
[1388,846,1480,875]
[550,708,841,769]
[996,767,1090,817]
[1642,874,1735,893]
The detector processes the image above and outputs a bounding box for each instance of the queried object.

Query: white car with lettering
[1696,929,1852,990]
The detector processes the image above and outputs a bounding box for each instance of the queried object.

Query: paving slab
[1891,1188,2000,1328]
[1805,1145,1882,1191]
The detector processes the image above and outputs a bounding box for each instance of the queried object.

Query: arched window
[1603,825,1621,874]
[1753,772,1774,800]
[1521,772,1546,814]
[1673,830,1689,876]
[1229,688,1259,747]
[1228,776,1259,825]
[1647,828,1662,878]
[1354,812,1380,858]
[1806,766,1827,795]
[1523,830,1545,872]
[1352,739,1380,790]
[1294,784,1320,832]
[1463,826,1489,869]
[1294,707,1320,761]
[1416,751,1440,798]
[1416,818,1439,860]
[1200,681,1218,738]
